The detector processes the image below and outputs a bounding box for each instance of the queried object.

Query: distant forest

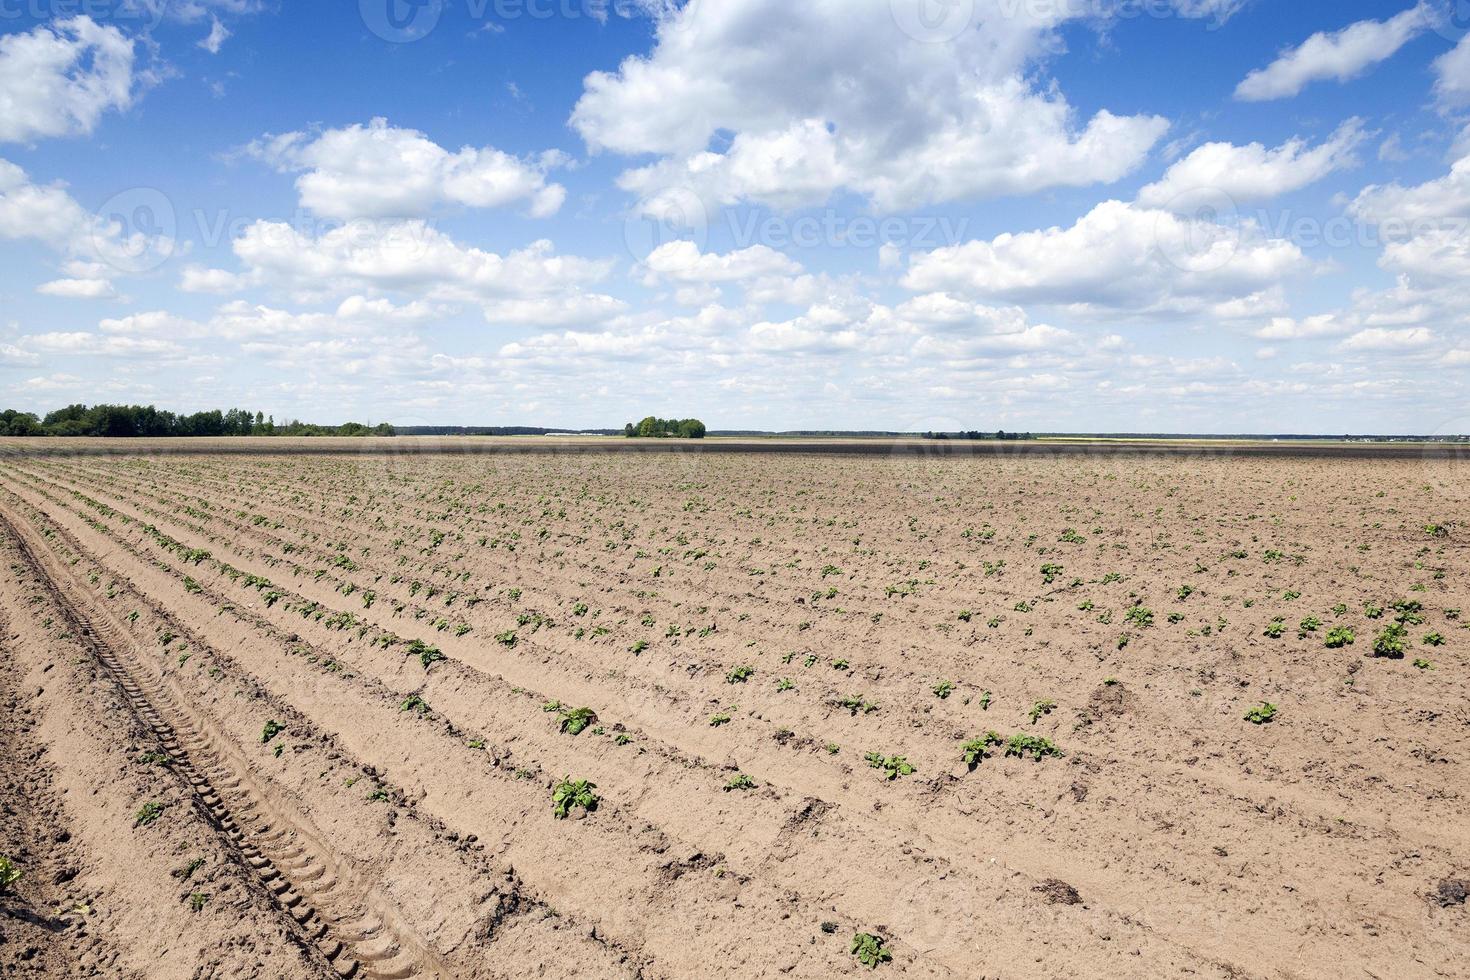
[0,405,394,438]
[622,417,707,439]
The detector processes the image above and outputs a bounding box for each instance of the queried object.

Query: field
[0,443,1467,978]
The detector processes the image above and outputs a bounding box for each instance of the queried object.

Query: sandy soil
[0,449,1466,978]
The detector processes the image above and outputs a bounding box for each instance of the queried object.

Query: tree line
[0,404,395,438]
[622,417,707,439]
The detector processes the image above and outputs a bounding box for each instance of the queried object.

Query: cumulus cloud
[37,277,116,298]
[902,200,1308,317]
[228,220,611,302]
[246,118,568,220]
[572,0,1167,212]
[0,158,172,275]
[0,17,149,144]
[1138,119,1365,208]
[199,17,231,54]
[1338,326,1437,352]
[642,241,802,284]
[1235,4,1432,101]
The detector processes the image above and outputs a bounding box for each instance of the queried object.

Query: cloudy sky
[3,0,1470,433]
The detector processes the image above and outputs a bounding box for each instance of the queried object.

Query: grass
[551,778,598,819]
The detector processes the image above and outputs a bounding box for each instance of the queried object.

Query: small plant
[1423,632,1446,647]
[495,630,517,647]
[400,694,430,714]
[260,720,285,744]
[1244,702,1277,725]
[1263,618,1286,639]
[557,706,597,736]
[932,680,955,700]
[776,678,795,692]
[723,774,757,792]
[961,731,1004,769]
[709,712,731,727]
[1413,658,1434,670]
[1298,617,1322,637]
[726,665,754,684]
[134,801,165,827]
[1364,603,1384,619]
[1028,699,1056,724]
[851,932,892,969]
[1372,623,1408,659]
[551,778,598,819]
[187,892,209,912]
[630,639,649,654]
[1125,605,1154,628]
[1004,734,1063,761]
[0,856,21,895]
[863,752,915,780]
[1324,626,1355,648]
[1040,563,1064,584]
[836,695,879,716]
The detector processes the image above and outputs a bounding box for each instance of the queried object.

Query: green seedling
[961,731,1004,770]
[551,778,598,819]
[863,753,915,780]
[1324,626,1355,648]
[1244,702,1277,725]
[260,720,285,744]
[1004,734,1063,761]
[723,774,757,792]
[851,933,892,969]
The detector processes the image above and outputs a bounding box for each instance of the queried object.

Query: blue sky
[3,0,1470,432]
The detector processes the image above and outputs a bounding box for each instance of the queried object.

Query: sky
[2,0,1470,433]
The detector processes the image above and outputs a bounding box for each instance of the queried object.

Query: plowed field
[1,447,1466,978]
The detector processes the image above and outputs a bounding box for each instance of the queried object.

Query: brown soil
[0,449,1466,978]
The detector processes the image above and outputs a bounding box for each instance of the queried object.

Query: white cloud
[22,331,187,358]
[0,17,148,144]
[0,158,172,273]
[1235,4,1432,101]
[479,294,628,327]
[180,264,248,294]
[37,277,116,298]
[1351,153,1470,224]
[572,0,1167,212]
[1338,326,1436,352]
[247,118,568,220]
[229,220,611,303]
[902,200,1308,317]
[642,241,802,283]
[199,17,231,54]
[1435,34,1470,105]
[1253,314,1349,340]
[1138,119,1365,208]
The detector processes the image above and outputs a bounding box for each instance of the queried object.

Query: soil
[0,448,1466,978]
